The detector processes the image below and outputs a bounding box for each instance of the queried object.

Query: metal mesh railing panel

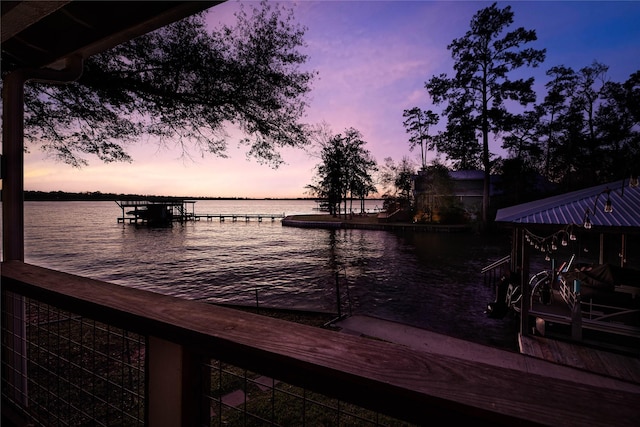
[203,359,414,427]
[1,290,146,426]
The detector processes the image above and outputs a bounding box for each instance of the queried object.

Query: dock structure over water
[116,199,285,226]
[116,199,196,226]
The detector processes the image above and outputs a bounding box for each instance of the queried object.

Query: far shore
[18,190,385,203]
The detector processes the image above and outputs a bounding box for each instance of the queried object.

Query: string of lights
[524,224,579,261]
[522,174,638,262]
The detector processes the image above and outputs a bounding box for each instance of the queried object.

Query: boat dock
[116,199,196,225]
[115,199,284,225]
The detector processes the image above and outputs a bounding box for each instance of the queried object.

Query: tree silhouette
[9,1,316,167]
[537,65,577,180]
[308,128,377,217]
[537,64,640,190]
[425,2,545,225]
[379,156,416,211]
[402,107,439,170]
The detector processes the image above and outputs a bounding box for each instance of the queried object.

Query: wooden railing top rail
[2,260,639,426]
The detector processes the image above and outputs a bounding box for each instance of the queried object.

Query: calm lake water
[12,199,519,350]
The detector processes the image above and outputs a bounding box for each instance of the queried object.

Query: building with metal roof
[496,178,640,233]
[494,178,640,275]
[491,178,640,353]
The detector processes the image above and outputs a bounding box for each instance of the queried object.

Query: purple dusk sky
[22,1,640,198]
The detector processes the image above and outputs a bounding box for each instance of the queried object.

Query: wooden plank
[575,344,606,373]
[518,334,543,359]
[596,350,640,384]
[3,261,640,427]
[553,340,585,369]
[539,337,558,362]
[520,334,640,384]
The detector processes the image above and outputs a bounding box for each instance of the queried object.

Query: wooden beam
[1,1,71,43]
[2,1,222,70]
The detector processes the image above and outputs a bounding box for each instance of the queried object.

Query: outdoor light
[630,175,639,188]
[604,195,613,213]
[570,231,577,241]
[583,212,592,229]
[561,236,568,246]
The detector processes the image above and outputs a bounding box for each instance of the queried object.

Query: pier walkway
[190,213,285,222]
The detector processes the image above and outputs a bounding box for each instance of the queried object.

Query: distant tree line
[20,191,147,201]
[19,191,203,201]
[17,191,311,202]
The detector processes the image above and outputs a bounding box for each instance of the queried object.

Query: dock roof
[495,179,640,231]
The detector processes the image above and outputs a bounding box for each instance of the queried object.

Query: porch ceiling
[495,180,640,230]
[1,1,222,71]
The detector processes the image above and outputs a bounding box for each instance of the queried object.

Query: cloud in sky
[21,0,640,198]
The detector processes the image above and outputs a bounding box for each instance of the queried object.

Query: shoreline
[282,214,473,233]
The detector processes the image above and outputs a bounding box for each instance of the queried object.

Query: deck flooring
[519,334,640,384]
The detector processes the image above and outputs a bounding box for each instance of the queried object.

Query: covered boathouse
[493,178,640,356]
[116,198,196,226]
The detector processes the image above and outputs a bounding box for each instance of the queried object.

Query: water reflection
[311,228,519,350]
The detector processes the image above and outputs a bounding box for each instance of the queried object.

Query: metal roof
[449,170,486,180]
[495,179,640,230]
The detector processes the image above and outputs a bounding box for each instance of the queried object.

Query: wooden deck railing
[2,261,639,426]
[556,275,640,341]
[481,255,511,288]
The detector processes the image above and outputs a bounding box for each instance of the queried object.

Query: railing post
[520,228,530,336]
[571,281,583,341]
[2,70,28,408]
[2,58,83,409]
[335,272,342,319]
[2,70,26,262]
[147,337,205,427]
